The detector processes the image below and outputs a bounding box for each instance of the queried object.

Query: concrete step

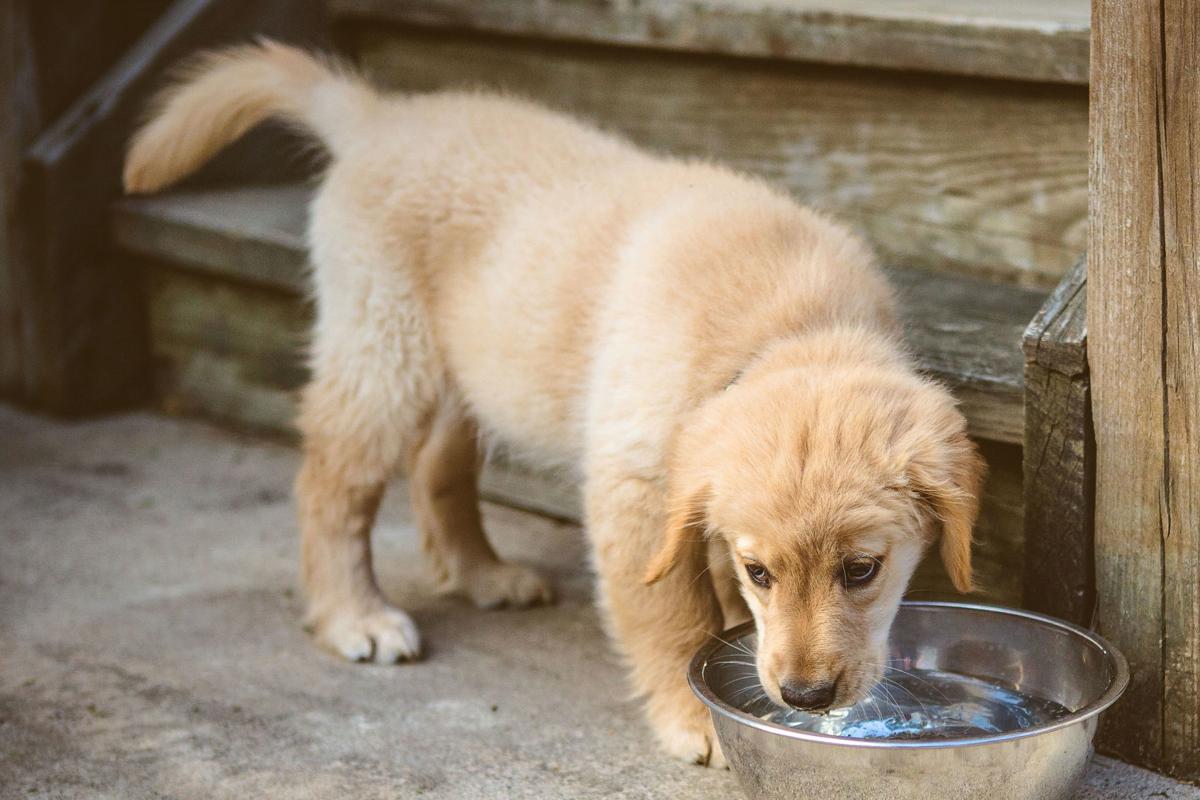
[330,2,1088,289]
[112,183,1037,605]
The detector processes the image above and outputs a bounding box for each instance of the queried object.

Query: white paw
[655,709,727,768]
[316,606,421,664]
[461,562,554,610]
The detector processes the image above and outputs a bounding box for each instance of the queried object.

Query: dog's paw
[654,708,727,768]
[460,562,554,610]
[314,606,421,664]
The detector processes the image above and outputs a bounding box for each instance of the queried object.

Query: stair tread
[113,184,1046,444]
[328,0,1089,85]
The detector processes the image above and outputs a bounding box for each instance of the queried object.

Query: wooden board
[331,0,1090,85]
[141,262,1024,606]
[348,26,1087,289]
[14,0,325,414]
[1022,256,1092,626]
[1089,0,1200,779]
[0,0,39,400]
[113,184,1043,444]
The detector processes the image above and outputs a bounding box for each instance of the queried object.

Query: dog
[124,41,984,767]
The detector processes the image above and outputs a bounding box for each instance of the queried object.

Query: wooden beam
[1022,256,1093,626]
[331,0,1090,85]
[1089,0,1199,778]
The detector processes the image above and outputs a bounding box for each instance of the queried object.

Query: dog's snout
[780,679,837,711]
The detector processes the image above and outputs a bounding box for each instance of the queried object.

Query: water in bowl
[762,668,1073,741]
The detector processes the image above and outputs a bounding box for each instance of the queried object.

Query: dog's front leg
[586,475,727,768]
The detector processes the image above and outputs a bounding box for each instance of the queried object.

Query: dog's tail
[124,39,376,194]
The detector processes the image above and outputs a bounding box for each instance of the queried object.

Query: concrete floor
[1,405,1197,800]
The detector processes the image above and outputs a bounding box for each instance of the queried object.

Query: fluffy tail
[124,39,376,194]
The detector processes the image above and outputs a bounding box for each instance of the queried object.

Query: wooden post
[0,0,40,399]
[1090,0,1199,779]
[4,0,326,413]
[1023,257,1093,626]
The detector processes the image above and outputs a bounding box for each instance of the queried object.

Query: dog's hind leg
[406,405,553,609]
[295,200,440,664]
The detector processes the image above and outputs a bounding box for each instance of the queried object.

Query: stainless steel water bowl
[690,602,1128,800]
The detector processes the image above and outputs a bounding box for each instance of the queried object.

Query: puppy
[125,41,984,767]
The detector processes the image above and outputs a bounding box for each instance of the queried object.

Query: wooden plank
[16,0,324,414]
[1022,256,1092,626]
[113,185,1039,444]
[115,185,310,293]
[350,26,1086,289]
[1090,0,1200,779]
[142,261,1025,606]
[331,0,1090,85]
[0,0,40,400]
[1159,0,1200,779]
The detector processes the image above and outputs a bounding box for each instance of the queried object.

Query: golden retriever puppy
[125,42,984,767]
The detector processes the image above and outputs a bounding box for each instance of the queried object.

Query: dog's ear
[644,483,711,585]
[906,427,986,594]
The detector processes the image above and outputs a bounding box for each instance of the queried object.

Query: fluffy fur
[125,41,984,767]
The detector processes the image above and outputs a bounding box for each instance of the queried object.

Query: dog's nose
[780,679,837,711]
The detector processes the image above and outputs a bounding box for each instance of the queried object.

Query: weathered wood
[15,0,323,414]
[113,184,1042,445]
[348,26,1087,289]
[0,0,40,399]
[1159,3,1200,777]
[331,0,1090,85]
[1022,256,1092,626]
[115,184,310,293]
[140,259,1026,606]
[1090,0,1200,779]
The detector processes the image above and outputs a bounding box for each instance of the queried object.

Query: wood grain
[1022,256,1092,626]
[1090,0,1199,778]
[331,0,1090,85]
[1159,0,1200,778]
[113,184,1041,444]
[350,26,1087,289]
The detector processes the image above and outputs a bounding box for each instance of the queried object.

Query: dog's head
[645,332,984,713]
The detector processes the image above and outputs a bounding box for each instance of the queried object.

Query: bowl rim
[688,600,1130,750]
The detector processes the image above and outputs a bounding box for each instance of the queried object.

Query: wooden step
[330,0,1090,85]
[112,184,1034,605]
[114,183,1044,446]
[330,13,1088,291]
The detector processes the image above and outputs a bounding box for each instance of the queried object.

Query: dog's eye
[841,557,880,588]
[745,562,772,588]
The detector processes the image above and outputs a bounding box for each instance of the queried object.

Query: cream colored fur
[125,41,984,767]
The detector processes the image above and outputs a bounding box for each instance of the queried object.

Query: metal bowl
[690,601,1128,800]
